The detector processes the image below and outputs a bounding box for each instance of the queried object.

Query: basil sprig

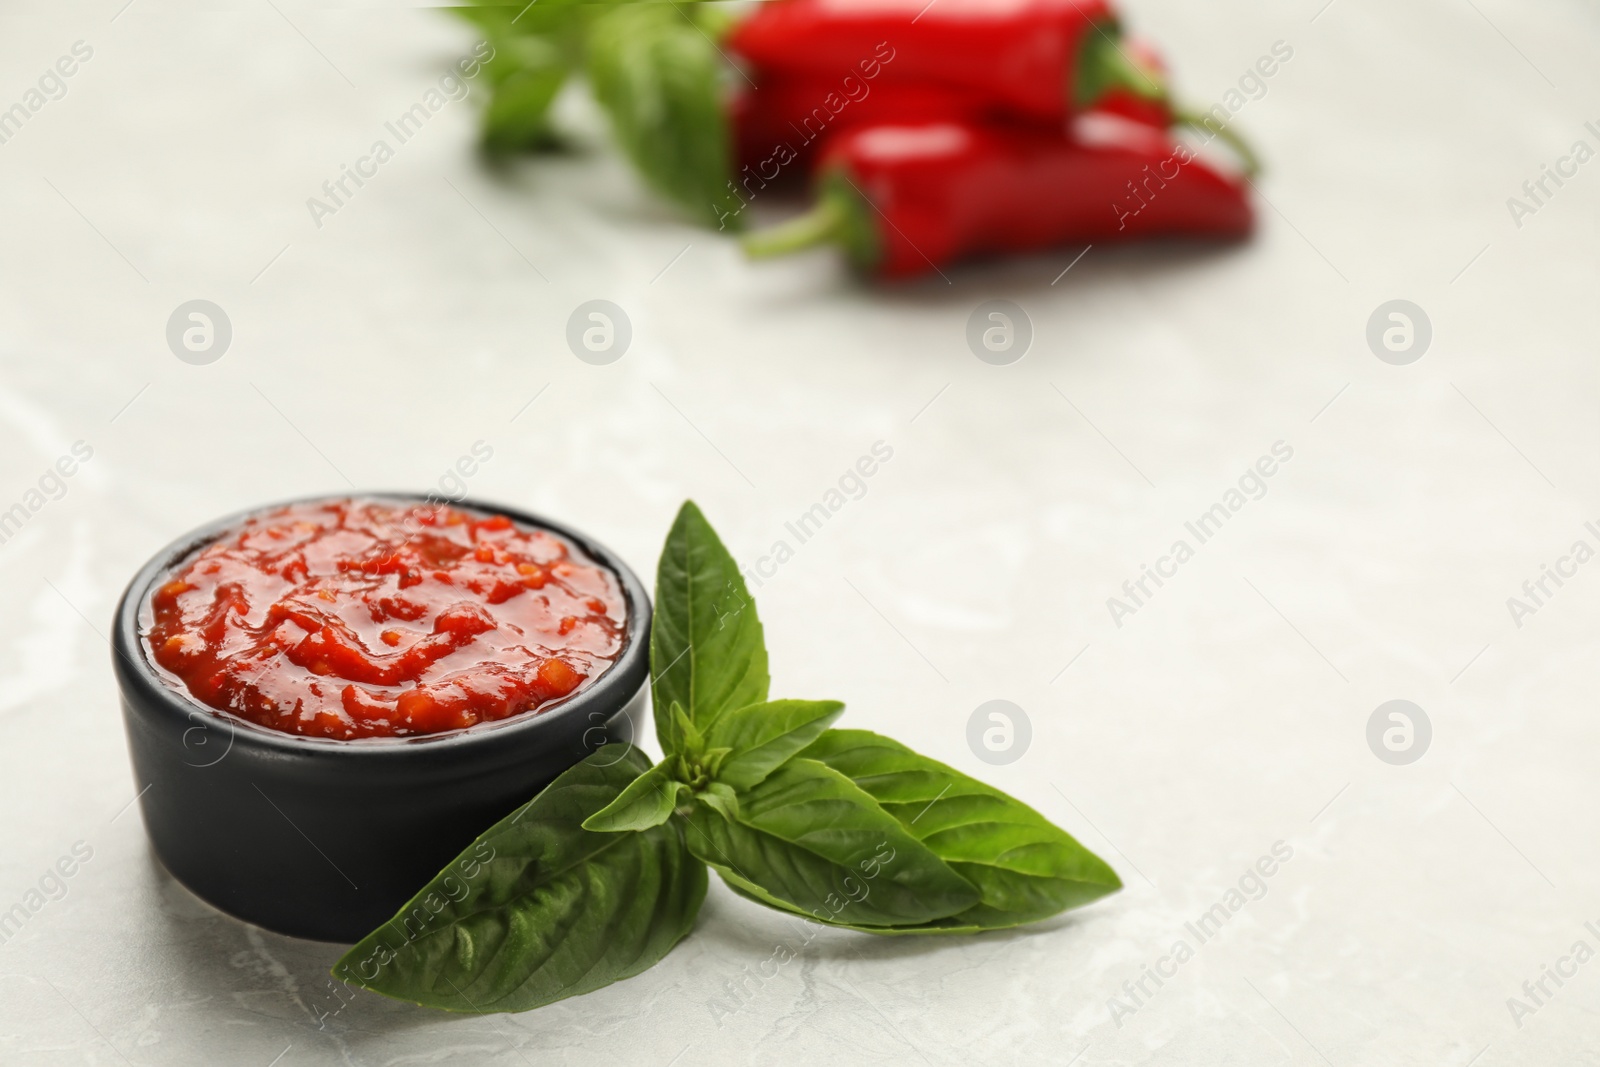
[336,501,1120,1013]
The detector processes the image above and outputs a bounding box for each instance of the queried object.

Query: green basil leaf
[581,761,688,833]
[333,747,706,1013]
[584,4,743,228]
[671,701,705,757]
[650,502,768,756]
[452,8,587,156]
[682,758,980,927]
[799,730,1122,930]
[696,780,740,820]
[481,57,570,155]
[705,699,846,790]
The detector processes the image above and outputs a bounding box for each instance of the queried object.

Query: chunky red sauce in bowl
[143,499,627,740]
[116,493,648,940]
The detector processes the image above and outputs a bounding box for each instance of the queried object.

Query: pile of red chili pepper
[726,0,1258,278]
[451,0,1257,280]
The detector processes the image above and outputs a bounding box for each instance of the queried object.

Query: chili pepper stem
[1173,107,1262,178]
[1076,28,1168,105]
[740,198,849,258]
[1077,30,1263,178]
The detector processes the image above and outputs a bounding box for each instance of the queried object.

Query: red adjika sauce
[145,499,626,740]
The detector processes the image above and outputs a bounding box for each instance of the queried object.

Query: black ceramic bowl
[112,495,650,943]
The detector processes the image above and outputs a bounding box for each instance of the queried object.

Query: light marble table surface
[2,1,1598,1064]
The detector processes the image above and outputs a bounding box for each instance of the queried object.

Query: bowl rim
[112,492,652,762]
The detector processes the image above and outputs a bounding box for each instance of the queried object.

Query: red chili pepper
[741,119,1254,279]
[732,79,983,174]
[728,0,1153,124]
[731,54,1176,175]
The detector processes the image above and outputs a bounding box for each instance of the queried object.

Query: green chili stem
[1077,29,1168,106]
[740,197,848,259]
[1079,29,1263,178]
[1173,107,1263,178]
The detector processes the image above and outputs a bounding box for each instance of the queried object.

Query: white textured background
[1,1,1598,1064]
